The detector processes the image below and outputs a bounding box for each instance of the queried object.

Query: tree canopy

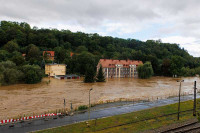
[137,62,154,79]
[0,20,200,82]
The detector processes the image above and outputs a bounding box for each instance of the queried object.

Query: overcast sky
[1,0,200,57]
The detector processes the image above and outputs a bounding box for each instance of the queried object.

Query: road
[0,94,199,133]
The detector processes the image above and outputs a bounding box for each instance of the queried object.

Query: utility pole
[177,80,184,120]
[193,81,197,116]
[88,88,93,120]
[64,98,66,115]
[70,102,73,111]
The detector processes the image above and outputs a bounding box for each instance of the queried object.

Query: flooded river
[0,76,199,119]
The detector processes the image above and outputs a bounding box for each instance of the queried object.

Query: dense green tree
[75,45,88,53]
[1,20,200,78]
[54,46,67,63]
[145,55,159,75]
[181,67,196,77]
[161,59,171,76]
[170,56,185,76]
[96,65,105,82]
[0,29,7,46]
[3,68,23,85]
[84,65,96,83]
[137,62,154,79]
[70,52,96,75]
[21,65,43,84]
[0,50,10,61]
[0,73,4,86]
[0,61,23,85]
[3,40,19,53]
[11,55,25,66]
[26,44,41,61]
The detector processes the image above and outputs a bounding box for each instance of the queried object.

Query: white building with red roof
[97,59,143,78]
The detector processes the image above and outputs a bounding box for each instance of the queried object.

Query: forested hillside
[0,21,200,85]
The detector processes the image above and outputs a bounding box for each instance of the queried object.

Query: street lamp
[177,80,184,120]
[88,88,93,120]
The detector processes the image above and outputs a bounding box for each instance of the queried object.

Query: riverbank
[35,98,200,133]
[0,93,199,133]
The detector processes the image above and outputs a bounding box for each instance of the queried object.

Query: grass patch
[35,99,200,133]
[78,105,88,111]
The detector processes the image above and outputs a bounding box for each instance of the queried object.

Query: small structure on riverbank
[45,64,66,76]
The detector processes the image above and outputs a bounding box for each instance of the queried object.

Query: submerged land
[0,76,199,120]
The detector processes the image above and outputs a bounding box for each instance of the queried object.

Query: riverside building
[97,59,143,78]
[45,64,66,76]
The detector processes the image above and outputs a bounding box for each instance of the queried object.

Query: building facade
[97,59,143,78]
[45,64,66,76]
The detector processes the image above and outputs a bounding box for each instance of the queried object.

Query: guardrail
[0,113,62,125]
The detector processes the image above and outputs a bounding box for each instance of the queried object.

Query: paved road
[0,94,199,133]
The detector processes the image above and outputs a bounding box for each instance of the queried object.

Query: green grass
[77,105,88,111]
[35,99,200,133]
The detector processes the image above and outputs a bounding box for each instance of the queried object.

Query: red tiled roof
[70,52,74,57]
[98,59,143,68]
[43,51,55,56]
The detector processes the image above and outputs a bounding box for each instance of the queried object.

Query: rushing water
[0,76,199,119]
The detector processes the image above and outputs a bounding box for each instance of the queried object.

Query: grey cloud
[1,0,200,38]
[0,0,160,26]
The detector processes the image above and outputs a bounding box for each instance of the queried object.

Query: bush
[0,61,24,85]
[21,65,43,84]
[137,62,154,79]
[11,55,25,66]
[3,68,23,85]
[181,67,196,77]
[195,67,200,76]
[78,105,88,111]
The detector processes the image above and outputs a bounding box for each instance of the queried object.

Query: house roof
[98,59,143,68]
[43,51,55,56]
[70,52,74,57]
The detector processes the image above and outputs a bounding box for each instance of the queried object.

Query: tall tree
[3,40,19,53]
[161,59,171,76]
[96,65,105,82]
[137,62,154,79]
[26,44,41,60]
[170,56,185,77]
[84,65,96,83]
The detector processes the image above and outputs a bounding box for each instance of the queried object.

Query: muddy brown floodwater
[0,76,199,119]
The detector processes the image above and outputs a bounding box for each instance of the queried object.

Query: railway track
[160,121,200,133]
